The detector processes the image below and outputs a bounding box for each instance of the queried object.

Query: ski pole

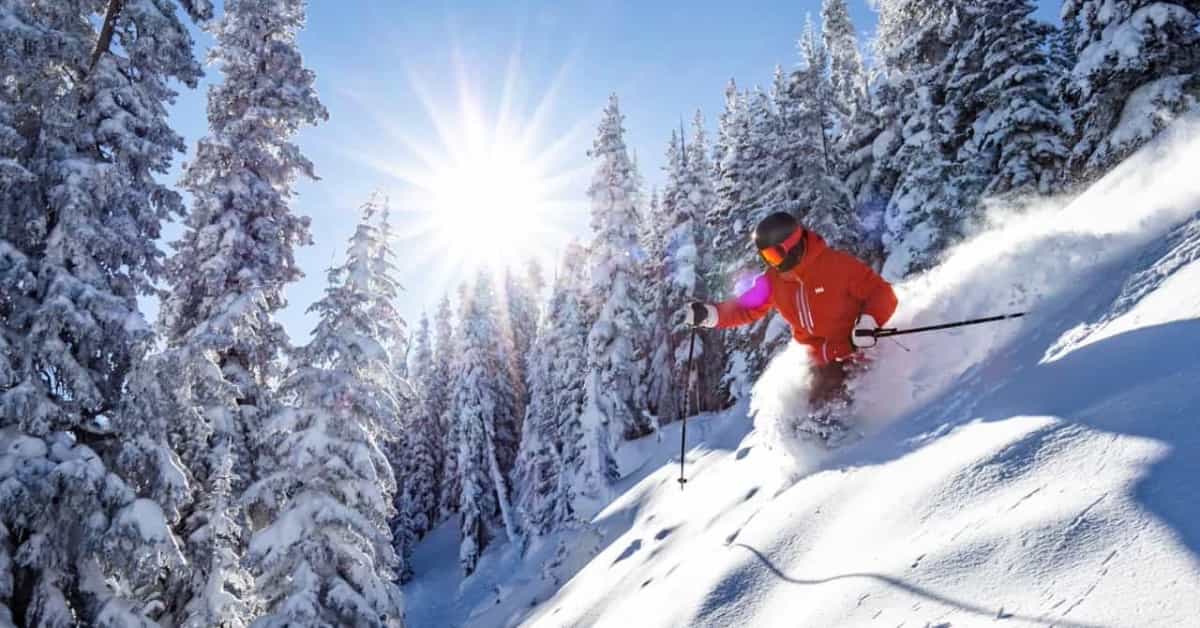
[856,312,1026,339]
[677,327,698,489]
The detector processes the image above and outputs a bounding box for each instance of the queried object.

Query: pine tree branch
[90,0,125,72]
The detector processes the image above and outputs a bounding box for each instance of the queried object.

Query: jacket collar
[773,230,827,282]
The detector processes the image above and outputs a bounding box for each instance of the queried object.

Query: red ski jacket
[715,231,898,366]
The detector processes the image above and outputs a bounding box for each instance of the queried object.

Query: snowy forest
[1,0,1198,626]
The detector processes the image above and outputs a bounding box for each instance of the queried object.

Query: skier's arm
[848,256,898,325]
[714,274,774,328]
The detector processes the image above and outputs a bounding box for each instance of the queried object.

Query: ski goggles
[758,227,805,267]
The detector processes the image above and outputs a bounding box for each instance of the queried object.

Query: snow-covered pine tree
[433,294,461,521]
[679,112,725,412]
[706,81,750,285]
[497,263,543,474]
[717,87,781,401]
[822,0,869,122]
[581,94,644,504]
[512,313,564,541]
[354,196,422,582]
[549,244,594,525]
[0,1,209,624]
[798,17,836,180]
[636,189,675,426]
[452,273,522,575]
[514,244,591,538]
[775,20,860,254]
[875,0,985,277]
[1062,0,1200,180]
[837,57,901,267]
[394,312,442,582]
[684,112,718,257]
[769,65,803,220]
[707,83,752,401]
[244,197,406,627]
[876,0,1071,277]
[820,0,888,255]
[656,129,700,417]
[822,0,891,266]
[372,199,410,383]
[956,0,1071,198]
[148,0,327,623]
[741,88,783,234]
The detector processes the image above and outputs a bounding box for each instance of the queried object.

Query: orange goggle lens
[759,246,786,266]
[758,228,804,267]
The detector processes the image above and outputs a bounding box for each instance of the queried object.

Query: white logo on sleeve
[814,286,825,294]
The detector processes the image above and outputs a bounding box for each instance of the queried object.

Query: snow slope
[405,115,1200,627]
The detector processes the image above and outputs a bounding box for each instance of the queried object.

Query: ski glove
[684,301,719,328]
[851,313,879,348]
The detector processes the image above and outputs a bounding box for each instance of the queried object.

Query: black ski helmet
[752,212,805,271]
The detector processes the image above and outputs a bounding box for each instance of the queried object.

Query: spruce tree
[707,81,750,284]
[823,0,892,266]
[496,264,543,474]
[875,1,985,277]
[580,94,645,502]
[1062,0,1200,179]
[244,198,406,627]
[514,245,590,538]
[957,0,1071,197]
[741,88,782,231]
[433,295,460,521]
[775,22,860,254]
[677,113,724,411]
[839,77,901,269]
[0,1,208,624]
[658,128,704,415]
[635,190,675,425]
[545,244,593,524]
[149,0,327,622]
[874,0,1073,276]
[822,0,869,121]
[452,273,522,575]
[393,313,442,583]
[373,200,410,382]
[806,20,859,247]
[513,312,565,540]
[717,88,779,401]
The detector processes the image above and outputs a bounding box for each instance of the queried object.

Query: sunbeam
[343,45,590,280]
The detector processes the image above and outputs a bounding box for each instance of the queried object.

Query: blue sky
[163,0,1059,344]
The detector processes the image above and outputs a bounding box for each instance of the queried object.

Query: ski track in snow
[405,115,1200,628]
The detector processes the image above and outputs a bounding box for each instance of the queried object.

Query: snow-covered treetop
[165,0,328,351]
[586,93,643,292]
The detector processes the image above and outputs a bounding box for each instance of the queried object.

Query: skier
[685,212,898,441]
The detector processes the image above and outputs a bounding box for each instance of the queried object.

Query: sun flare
[344,52,595,283]
[426,145,549,261]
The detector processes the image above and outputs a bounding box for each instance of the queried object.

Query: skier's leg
[808,361,850,413]
[797,361,854,446]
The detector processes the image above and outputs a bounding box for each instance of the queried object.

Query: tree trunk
[90,0,125,72]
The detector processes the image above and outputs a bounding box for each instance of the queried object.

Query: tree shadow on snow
[848,317,1200,565]
[729,543,1110,628]
[967,318,1200,562]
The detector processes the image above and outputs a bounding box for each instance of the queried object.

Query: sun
[340,45,595,285]
[426,143,549,263]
